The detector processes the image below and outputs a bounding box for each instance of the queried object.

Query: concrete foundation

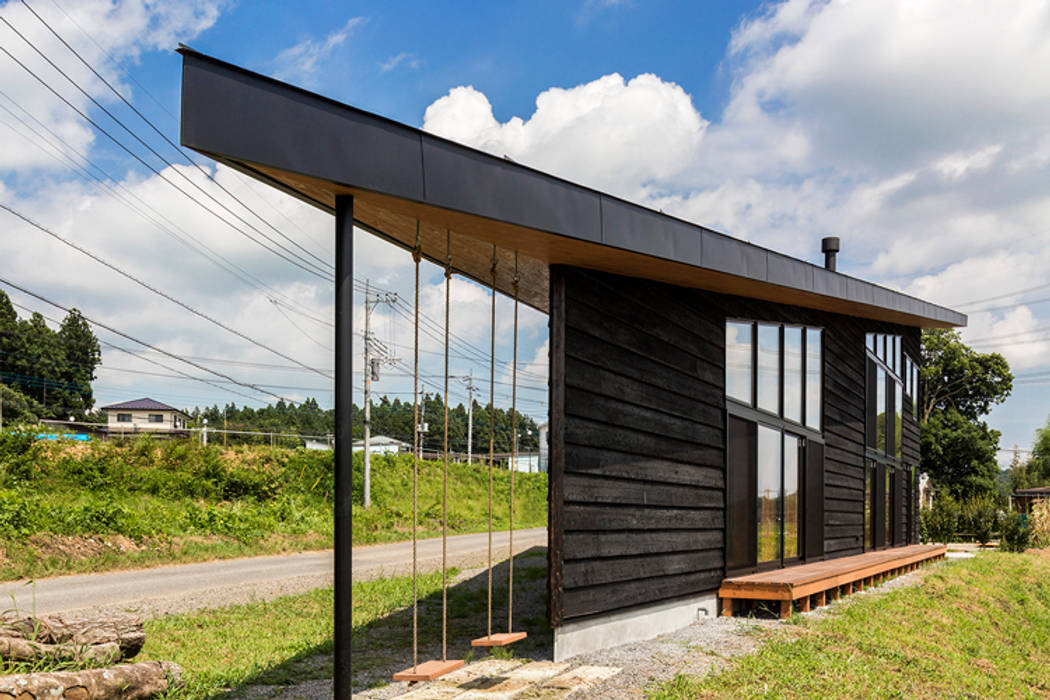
[552,590,719,661]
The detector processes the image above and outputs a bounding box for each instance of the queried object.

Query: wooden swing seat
[471,631,527,647]
[392,658,465,682]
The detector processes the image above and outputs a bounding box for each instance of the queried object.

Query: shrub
[964,495,999,546]
[922,493,959,544]
[1000,511,1031,553]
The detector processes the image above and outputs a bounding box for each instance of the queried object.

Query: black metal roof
[177,46,966,329]
[101,398,183,412]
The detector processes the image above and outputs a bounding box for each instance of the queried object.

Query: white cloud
[379,52,421,74]
[0,0,223,172]
[271,16,365,86]
[423,73,708,201]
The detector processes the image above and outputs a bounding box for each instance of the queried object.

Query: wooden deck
[719,544,947,619]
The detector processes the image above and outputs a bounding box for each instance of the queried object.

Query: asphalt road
[0,528,547,616]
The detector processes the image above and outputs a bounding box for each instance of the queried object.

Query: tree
[1014,416,1050,489]
[920,329,1012,500]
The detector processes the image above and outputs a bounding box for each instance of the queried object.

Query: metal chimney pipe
[821,237,840,272]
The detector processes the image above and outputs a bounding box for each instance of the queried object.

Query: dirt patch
[25,534,153,561]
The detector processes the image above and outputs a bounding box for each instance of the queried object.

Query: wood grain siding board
[562,570,725,620]
[564,504,723,531]
[564,550,724,588]
[565,386,723,448]
[564,356,724,430]
[548,266,568,627]
[566,417,722,466]
[565,445,724,488]
[563,473,723,509]
[563,530,723,559]
[565,326,724,391]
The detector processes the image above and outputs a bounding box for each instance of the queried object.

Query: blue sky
[2,0,1050,461]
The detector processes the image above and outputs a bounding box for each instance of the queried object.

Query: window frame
[725,318,824,440]
[116,413,132,423]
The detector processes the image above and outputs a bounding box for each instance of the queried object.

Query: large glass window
[757,425,782,563]
[885,468,893,545]
[876,365,886,453]
[783,434,800,559]
[783,327,803,424]
[805,328,822,430]
[726,322,753,403]
[864,463,874,550]
[894,383,903,459]
[757,324,780,414]
[725,320,823,430]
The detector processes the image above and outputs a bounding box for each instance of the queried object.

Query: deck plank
[718,544,945,606]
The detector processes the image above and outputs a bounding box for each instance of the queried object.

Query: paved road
[0,528,547,616]
[352,527,547,581]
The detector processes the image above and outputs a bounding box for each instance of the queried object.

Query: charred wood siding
[548,265,922,624]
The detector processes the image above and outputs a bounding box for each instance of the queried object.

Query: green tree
[1016,416,1050,489]
[58,308,101,416]
[920,329,1012,500]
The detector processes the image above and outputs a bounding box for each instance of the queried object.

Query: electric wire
[0,278,297,404]
[0,203,332,379]
[0,40,331,281]
[18,0,333,272]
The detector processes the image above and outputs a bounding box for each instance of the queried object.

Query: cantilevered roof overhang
[178,47,965,329]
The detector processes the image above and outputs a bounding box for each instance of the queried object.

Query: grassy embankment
[0,432,333,580]
[0,433,547,579]
[651,549,1050,699]
[352,453,548,545]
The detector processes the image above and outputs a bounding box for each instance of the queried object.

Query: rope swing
[392,226,464,682]
[472,246,527,648]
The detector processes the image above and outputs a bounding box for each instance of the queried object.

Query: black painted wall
[548,265,922,625]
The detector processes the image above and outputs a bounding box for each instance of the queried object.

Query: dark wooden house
[177,48,965,680]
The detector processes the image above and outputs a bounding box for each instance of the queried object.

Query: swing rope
[410,223,421,673]
[486,244,497,641]
[508,252,519,633]
[442,229,452,662]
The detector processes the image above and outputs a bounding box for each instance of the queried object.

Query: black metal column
[334,195,353,698]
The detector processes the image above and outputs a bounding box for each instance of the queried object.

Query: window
[726,320,823,429]
[865,332,917,549]
[757,324,780,413]
[756,426,802,566]
[149,414,164,423]
[726,322,752,403]
[864,462,874,550]
[116,413,132,423]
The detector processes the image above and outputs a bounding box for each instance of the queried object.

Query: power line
[17,0,333,273]
[956,280,1050,309]
[0,88,332,328]
[0,278,297,404]
[0,39,331,281]
[1,203,332,379]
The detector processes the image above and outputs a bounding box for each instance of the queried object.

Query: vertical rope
[487,244,497,640]
[442,230,451,662]
[509,252,519,634]
[411,223,421,672]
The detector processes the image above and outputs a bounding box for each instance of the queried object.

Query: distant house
[1011,486,1050,514]
[352,435,409,455]
[101,398,190,438]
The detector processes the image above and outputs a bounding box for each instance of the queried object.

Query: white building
[352,435,410,455]
[101,398,190,437]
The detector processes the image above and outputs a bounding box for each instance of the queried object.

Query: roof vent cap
[821,237,840,272]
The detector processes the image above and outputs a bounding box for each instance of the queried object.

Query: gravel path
[339,554,947,700]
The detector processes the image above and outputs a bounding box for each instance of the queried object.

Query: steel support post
[334,195,354,698]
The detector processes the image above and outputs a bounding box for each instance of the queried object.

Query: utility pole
[417,395,428,460]
[362,280,397,508]
[463,370,476,465]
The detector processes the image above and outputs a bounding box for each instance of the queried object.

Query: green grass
[351,453,548,545]
[650,550,1050,699]
[0,435,335,579]
[139,588,334,699]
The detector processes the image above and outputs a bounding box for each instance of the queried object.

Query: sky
[1,0,1049,460]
